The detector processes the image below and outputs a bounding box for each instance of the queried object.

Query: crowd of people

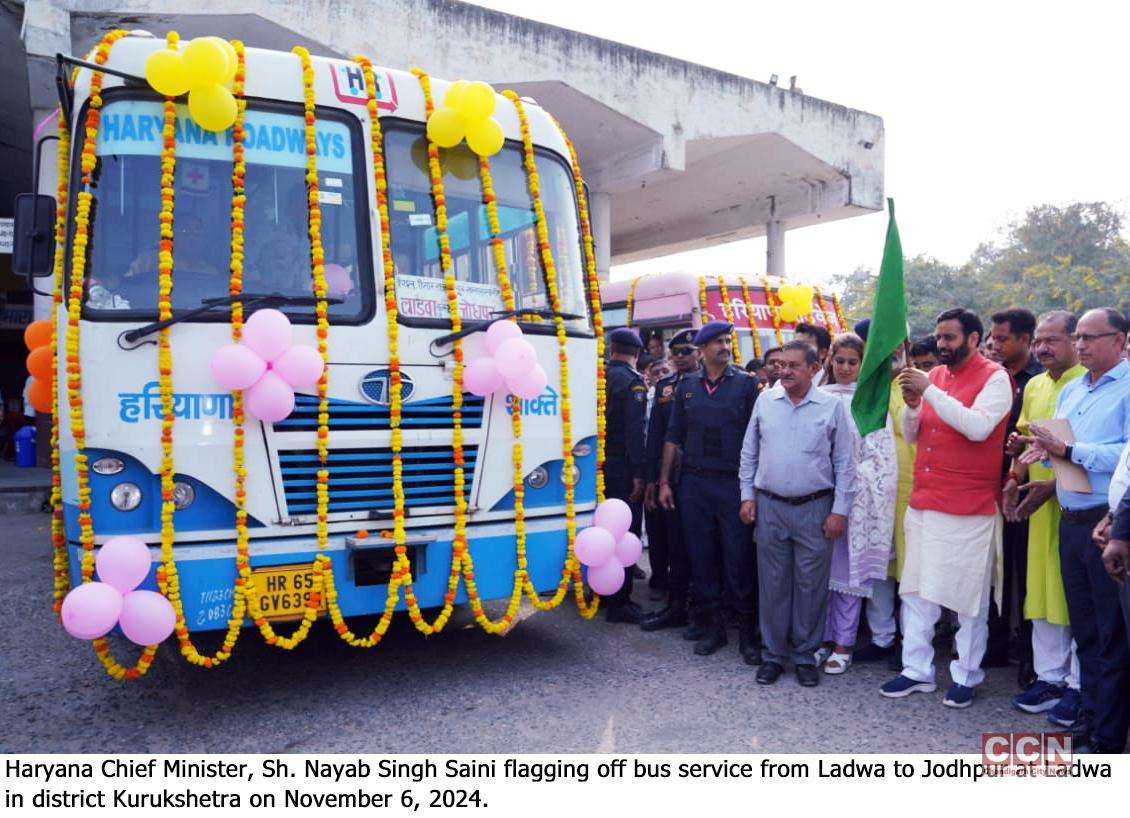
[601,304,1130,754]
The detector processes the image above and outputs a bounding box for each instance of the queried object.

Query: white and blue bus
[24,33,598,634]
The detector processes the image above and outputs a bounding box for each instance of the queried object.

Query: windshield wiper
[119,293,344,348]
[430,308,584,353]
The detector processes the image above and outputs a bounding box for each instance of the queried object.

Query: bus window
[383,123,589,331]
[82,97,371,323]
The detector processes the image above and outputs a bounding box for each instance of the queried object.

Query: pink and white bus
[600,273,847,362]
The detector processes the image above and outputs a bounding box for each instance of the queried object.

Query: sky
[470,0,1130,286]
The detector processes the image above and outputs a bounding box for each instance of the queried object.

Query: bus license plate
[250,564,327,621]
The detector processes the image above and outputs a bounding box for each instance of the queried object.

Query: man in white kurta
[880,309,1011,708]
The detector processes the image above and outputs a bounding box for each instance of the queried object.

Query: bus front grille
[277,445,477,517]
[273,394,486,433]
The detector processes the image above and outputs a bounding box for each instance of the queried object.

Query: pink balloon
[272,344,324,388]
[95,536,151,594]
[509,363,548,400]
[245,371,296,422]
[594,498,633,542]
[464,357,504,397]
[485,320,523,355]
[243,308,292,363]
[614,531,643,568]
[211,343,266,390]
[118,590,176,646]
[574,525,616,568]
[587,559,625,596]
[60,582,123,640]
[325,263,353,296]
[496,338,537,379]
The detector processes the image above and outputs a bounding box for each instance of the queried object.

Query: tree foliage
[835,201,1130,337]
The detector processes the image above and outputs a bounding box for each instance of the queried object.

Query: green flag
[851,198,907,436]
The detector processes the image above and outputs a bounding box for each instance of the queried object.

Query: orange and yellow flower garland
[696,275,710,323]
[714,276,743,365]
[762,275,785,345]
[66,29,157,679]
[504,90,595,616]
[50,106,72,616]
[736,276,763,360]
[624,275,641,327]
[813,285,837,335]
[831,293,847,333]
[552,119,606,503]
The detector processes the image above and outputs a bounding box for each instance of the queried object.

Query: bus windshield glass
[82,97,370,322]
[383,122,589,332]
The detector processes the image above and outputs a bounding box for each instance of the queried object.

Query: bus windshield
[382,122,589,332]
[82,97,371,323]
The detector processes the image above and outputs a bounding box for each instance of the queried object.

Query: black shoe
[640,604,689,632]
[853,641,896,663]
[1017,660,1037,690]
[756,661,784,685]
[605,602,646,624]
[738,616,762,665]
[682,612,710,641]
[694,623,728,656]
[795,664,820,687]
[1071,712,1094,745]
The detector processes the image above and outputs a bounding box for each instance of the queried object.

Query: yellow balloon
[465,117,504,156]
[188,85,237,132]
[455,81,496,122]
[203,36,238,84]
[776,283,795,306]
[794,285,814,314]
[182,37,228,87]
[145,48,190,97]
[444,80,471,112]
[778,302,799,323]
[426,107,466,148]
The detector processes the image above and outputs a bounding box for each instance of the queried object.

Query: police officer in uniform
[641,329,700,632]
[602,327,648,623]
[659,321,761,663]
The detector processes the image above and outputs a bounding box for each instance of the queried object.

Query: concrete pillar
[766,218,785,278]
[589,191,612,282]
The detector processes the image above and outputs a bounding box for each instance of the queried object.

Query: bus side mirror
[12,193,56,278]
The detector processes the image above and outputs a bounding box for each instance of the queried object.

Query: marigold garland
[813,285,837,335]
[504,90,595,616]
[158,39,249,667]
[762,275,785,345]
[65,28,157,680]
[696,275,709,321]
[714,276,743,365]
[551,118,606,504]
[624,275,641,327]
[50,106,72,616]
[736,276,763,360]
[831,293,848,333]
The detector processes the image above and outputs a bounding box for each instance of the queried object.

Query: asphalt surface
[1,512,1041,754]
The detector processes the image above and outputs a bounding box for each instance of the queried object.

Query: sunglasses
[669,346,696,357]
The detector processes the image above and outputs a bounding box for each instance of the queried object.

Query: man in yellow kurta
[1005,311,1086,725]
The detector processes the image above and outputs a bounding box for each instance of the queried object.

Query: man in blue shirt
[1020,307,1130,753]
[738,340,856,687]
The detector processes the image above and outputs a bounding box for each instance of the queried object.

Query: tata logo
[359,369,414,405]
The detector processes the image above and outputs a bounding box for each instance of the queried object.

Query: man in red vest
[879,308,1012,708]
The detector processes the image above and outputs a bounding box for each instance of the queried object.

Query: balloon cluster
[463,321,549,400]
[775,282,816,324]
[23,320,54,414]
[210,308,325,423]
[60,536,175,645]
[145,37,239,132]
[426,80,505,157]
[574,499,643,596]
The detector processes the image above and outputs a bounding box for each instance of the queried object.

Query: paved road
[1,512,1040,754]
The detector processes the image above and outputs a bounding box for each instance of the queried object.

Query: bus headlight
[560,464,581,485]
[526,466,549,489]
[571,442,592,457]
[172,481,196,510]
[92,457,125,475]
[110,482,143,511]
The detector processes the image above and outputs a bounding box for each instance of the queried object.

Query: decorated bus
[600,273,848,364]
[14,29,614,678]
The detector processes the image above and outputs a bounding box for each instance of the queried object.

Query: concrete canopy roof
[23,0,884,267]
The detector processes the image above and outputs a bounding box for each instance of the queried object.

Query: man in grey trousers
[739,340,856,687]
